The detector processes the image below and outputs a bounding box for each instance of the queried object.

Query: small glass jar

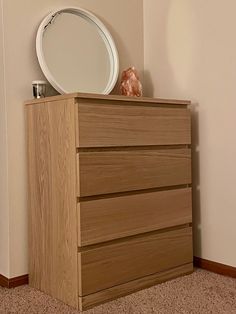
[32,80,47,99]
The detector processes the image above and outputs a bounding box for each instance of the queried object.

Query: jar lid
[32,80,47,85]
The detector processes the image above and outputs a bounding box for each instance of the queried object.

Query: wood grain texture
[25,92,191,106]
[26,93,192,310]
[77,102,191,147]
[78,227,193,295]
[77,148,191,196]
[26,99,78,308]
[78,263,193,310]
[78,188,192,246]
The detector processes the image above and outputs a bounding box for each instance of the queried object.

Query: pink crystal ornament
[120,67,143,97]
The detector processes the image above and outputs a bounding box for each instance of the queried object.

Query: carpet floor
[0,269,235,314]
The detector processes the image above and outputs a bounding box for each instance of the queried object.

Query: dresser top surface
[25,92,191,106]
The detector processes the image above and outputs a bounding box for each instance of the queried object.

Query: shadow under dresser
[25,93,193,311]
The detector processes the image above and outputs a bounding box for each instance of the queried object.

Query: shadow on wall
[143,0,180,97]
[144,1,202,257]
[143,70,154,97]
[190,102,201,258]
[144,0,197,99]
[95,11,143,96]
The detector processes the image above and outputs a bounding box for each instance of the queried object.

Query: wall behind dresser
[0,0,144,278]
[0,0,10,278]
[144,0,236,267]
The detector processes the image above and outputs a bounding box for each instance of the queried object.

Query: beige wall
[2,0,236,278]
[144,0,236,267]
[0,0,9,277]
[0,0,144,277]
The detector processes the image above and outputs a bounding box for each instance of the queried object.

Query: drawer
[78,227,193,295]
[76,102,191,147]
[77,148,191,197]
[78,188,192,246]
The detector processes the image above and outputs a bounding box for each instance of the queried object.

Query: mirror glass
[36,8,119,94]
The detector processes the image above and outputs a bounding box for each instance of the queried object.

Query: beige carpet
[0,269,235,314]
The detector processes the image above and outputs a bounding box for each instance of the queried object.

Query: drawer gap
[76,98,190,107]
[77,144,191,153]
[78,223,192,252]
[78,184,191,202]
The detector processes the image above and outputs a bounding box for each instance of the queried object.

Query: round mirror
[36,7,119,94]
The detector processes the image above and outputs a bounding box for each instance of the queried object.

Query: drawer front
[77,149,191,197]
[78,188,192,246]
[77,102,191,147]
[78,227,193,295]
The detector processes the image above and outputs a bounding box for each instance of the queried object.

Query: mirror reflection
[36,8,119,94]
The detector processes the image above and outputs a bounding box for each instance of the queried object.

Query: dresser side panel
[26,98,78,308]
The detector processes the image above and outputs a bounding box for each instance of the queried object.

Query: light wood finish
[78,188,192,246]
[78,263,193,310]
[26,99,78,308]
[77,102,191,147]
[77,148,191,196]
[25,92,191,106]
[78,227,192,295]
[26,93,192,310]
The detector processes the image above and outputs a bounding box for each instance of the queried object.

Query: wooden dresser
[26,93,193,310]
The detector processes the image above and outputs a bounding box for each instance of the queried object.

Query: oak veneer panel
[77,102,191,147]
[26,99,78,308]
[26,93,192,310]
[25,92,190,106]
[78,263,193,310]
[77,148,191,197]
[78,227,193,295]
[78,188,192,246]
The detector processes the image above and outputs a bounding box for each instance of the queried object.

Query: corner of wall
[0,0,10,278]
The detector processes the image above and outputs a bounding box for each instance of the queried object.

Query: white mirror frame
[36,7,119,94]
